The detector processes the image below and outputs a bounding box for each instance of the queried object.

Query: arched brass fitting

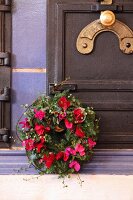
[76,11,133,55]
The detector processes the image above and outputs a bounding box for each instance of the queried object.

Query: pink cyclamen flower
[63,147,76,162]
[19,118,30,129]
[65,119,73,129]
[65,147,76,156]
[69,160,80,172]
[34,109,45,120]
[75,144,85,156]
[88,138,96,150]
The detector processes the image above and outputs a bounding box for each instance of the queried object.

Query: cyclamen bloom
[88,138,96,149]
[34,109,45,120]
[40,137,45,143]
[65,119,73,129]
[19,118,30,129]
[58,96,70,111]
[69,160,80,172]
[43,153,55,169]
[22,139,34,151]
[75,127,85,138]
[66,147,76,155]
[35,137,45,153]
[63,147,76,162]
[35,124,50,135]
[56,152,64,160]
[35,143,44,153]
[73,107,85,124]
[63,151,70,161]
[75,144,85,156]
[35,124,45,135]
[63,144,85,161]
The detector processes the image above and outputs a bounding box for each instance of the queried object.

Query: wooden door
[47,0,133,149]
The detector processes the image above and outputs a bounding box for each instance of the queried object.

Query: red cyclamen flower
[35,143,44,153]
[75,127,85,138]
[69,160,80,172]
[88,138,96,150]
[63,152,70,161]
[56,152,64,160]
[35,137,45,153]
[35,124,50,135]
[43,153,55,169]
[73,107,85,124]
[19,118,30,129]
[34,109,46,120]
[35,124,45,135]
[58,96,70,111]
[22,139,34,151]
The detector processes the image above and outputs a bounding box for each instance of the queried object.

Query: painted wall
[4,1,133,199]
[12,0,47,145]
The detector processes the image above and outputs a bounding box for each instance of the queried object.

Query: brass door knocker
[76,10,133,54]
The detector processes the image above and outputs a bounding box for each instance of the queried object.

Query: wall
[1,1,132,199]
[12,0,47,145]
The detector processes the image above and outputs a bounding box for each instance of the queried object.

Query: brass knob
[100,10,116,26]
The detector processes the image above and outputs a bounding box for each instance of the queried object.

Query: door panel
[47,0,133,148]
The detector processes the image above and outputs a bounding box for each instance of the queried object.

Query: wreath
[17,89,99,179]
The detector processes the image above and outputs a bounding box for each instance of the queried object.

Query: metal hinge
[0,87,10,101]
[91,4,123,12]
[0,52,10,66]
[97,0,112,5]
[49,83,77,94]
[95,0,123,12]
[100,0,112,5]
[0,128,9,143]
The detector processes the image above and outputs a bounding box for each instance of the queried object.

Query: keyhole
[126,43,131,48]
